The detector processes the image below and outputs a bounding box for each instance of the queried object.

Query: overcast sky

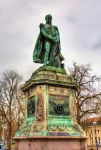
[0,0,101,80]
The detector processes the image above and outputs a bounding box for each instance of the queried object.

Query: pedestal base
[14,136,87,150]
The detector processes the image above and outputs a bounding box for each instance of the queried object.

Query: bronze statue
[33,14,64,68]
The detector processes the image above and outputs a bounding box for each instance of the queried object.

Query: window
[97,129,99,134]
[98,137,100,144]
[90,137,93,144]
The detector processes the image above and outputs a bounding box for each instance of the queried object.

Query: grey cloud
[67,15,78,24]
[0,0,101,79]
[92,41,101,50]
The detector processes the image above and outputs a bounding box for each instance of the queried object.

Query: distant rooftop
[83,117,101,126]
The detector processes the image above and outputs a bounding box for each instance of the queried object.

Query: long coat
[33,23,64,65]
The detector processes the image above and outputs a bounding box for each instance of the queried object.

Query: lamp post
[93,122,98,150]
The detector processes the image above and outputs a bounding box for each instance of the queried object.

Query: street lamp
[93,122,98,150]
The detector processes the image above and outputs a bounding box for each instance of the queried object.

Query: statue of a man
[33,14,64,68]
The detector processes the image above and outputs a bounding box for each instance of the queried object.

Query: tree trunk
[8,123,12,150]
[76,102,81,124]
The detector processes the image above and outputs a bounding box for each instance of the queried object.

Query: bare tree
[69,62,101,124]
[0,70,23,150]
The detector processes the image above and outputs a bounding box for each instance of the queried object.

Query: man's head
[45,14,52,25]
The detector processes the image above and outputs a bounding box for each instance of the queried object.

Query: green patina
[47,117,73,128]
[31,65,66,77]
[21,65,77,92]
[33,14,64,68]
[26,116,35,125]
[16,67,85,137]
[48,95,69,116]
[27,97,35,117]
[15,15,85,138]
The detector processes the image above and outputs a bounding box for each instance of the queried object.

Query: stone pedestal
[14,136,87,150]
[14,66,87,149]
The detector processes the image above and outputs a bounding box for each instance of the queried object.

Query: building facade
[84,117,101,150]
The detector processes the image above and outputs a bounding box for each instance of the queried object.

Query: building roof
[83,117,101,126]
[86,117,101,123]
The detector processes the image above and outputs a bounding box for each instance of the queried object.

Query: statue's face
[45,15,52,24]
